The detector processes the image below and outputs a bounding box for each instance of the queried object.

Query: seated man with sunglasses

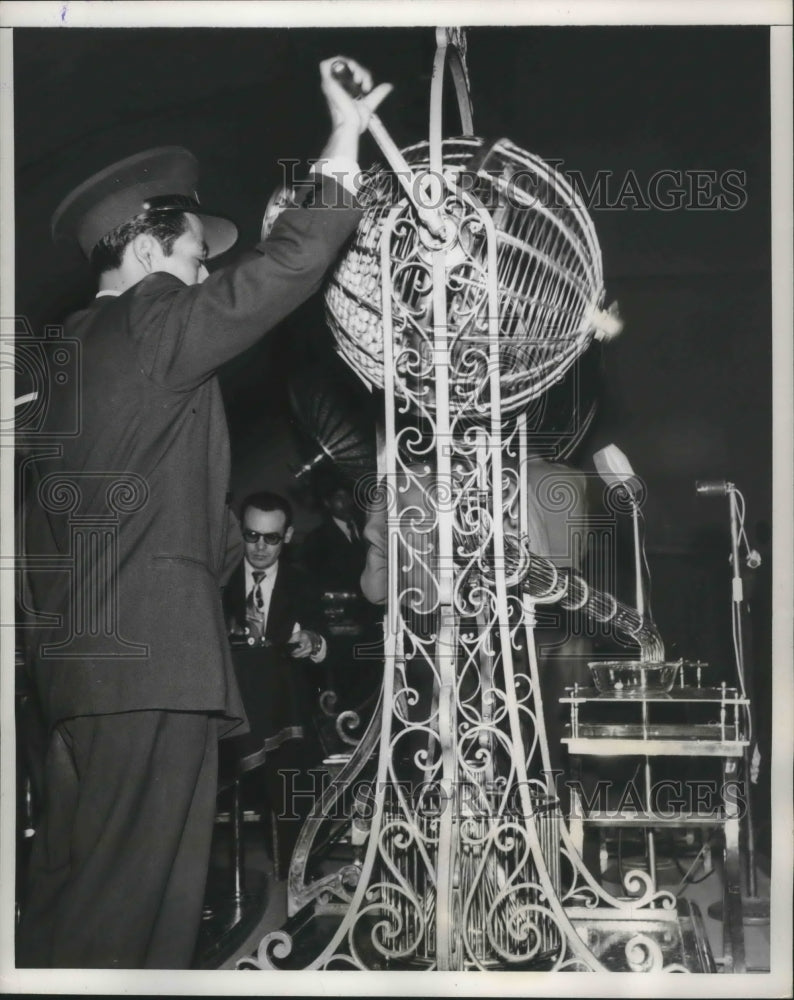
[222,491,326,879]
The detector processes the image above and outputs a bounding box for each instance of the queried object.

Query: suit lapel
[265,562,292,643]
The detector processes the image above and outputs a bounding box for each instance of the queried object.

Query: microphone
[695,479,761,569]
[593,444,637,488]
[593,444,646,616]
[696,480,733,497]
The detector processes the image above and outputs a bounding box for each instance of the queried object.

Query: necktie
[252,570,265,612]
[246,570,266,638]
[347,519,359,543]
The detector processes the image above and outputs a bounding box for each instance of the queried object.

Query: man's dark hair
[241,491,293,529]
[89,209,189,277]
[312,469,349,504]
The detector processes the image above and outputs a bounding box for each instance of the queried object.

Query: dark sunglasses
[242,528,286,545]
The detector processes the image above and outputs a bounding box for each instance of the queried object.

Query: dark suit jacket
[221,558,324,761]
[300,518,367,596]
[22,175,361,732]
[298,518,383,712]
[222,558,324,647]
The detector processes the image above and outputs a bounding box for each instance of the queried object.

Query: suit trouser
[16,709,219,969]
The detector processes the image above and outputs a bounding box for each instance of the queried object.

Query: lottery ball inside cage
[325,136,617,421]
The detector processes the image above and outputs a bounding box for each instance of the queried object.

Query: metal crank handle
[331,59,447,238]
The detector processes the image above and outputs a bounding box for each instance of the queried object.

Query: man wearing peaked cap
[50,146,239,261]
[18,57,392,970]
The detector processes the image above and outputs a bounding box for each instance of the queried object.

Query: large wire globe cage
[325,135,613,421]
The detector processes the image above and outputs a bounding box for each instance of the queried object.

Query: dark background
[14,25,772,690]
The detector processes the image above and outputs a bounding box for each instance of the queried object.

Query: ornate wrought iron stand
[242,28,715,974]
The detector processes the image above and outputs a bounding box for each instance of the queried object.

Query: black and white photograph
[1,1,791,994]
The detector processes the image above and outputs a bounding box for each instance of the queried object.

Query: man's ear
[284,526,295,545]
[129,233,159,272]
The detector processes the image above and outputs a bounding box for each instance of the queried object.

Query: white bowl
[587,659,682,696]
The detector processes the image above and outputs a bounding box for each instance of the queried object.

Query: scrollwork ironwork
[253,81,692,972]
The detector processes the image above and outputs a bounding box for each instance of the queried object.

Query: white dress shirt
[332,515,359,543]
[310,156,362,196]
[244,559,326,662]
[245,559,278,628]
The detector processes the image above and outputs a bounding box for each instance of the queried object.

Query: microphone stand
[706,483,769,928]
[630,486,645,620]
[625,482,656,890]
[727,486,769,924]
